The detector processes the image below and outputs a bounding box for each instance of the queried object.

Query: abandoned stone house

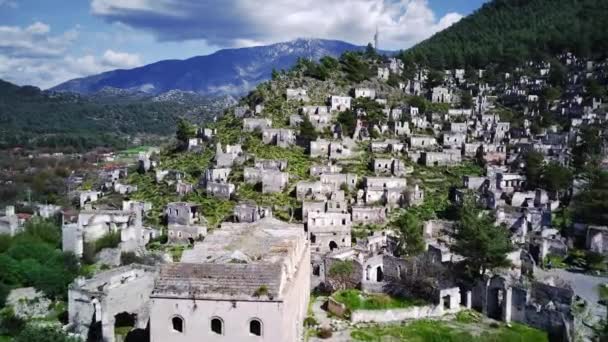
[388,58,404,74]
[369,140,403,154]
[187,138,202,152]
[404,184,425,207]
[301,105,331,117]
[529,228,568,262]
[362,177,407,207]
[481,114,501,126]
[234,105,250,118]
[302,109,333,130]
[450,122,468,134]
[463,142,483,157]
[496,173,526,193]
[113,182,138,195]
[409,136,437,150]
[255,104,264,114]
[310,139,353,160]
[176,180,194,196]
[36,203,63,219]
[469,274,574,340]
[373,158,407,177]
[155,169,185,184]
[0,206,20,236]
[377,67,390,81]
[320,173,357,191]
[166,202,207,244]
[62,208,145,258]
[150,217,310,342]
[422,151,462,167]
[80,190,102,208]
[365,177,407,191]
[410,114,428,129]
[232,202,272,223]
[389,120,410,136]
[205,182,235,200]
[442,132,466,148]
[201,127,216,141]
[307,211,352,253]
[354,88,376,99]
[493,122,511,141]
[214,143,243,167]
[262,128,296,147]
[351,206,388,224]
[122,200,152,215]
[431,87,452,103]
[243,118,272,132]
[68,265,158,342]
[330,95,351,112]
[586,225,608,255]
[310,163,342,177]
[302,190,348,220]
[296,180,334,200]
[202,167,231,186]
[289,114,303,127]
[261,171,289,194]
[286,88,309,101]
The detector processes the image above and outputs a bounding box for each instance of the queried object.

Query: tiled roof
[152,263,282,301]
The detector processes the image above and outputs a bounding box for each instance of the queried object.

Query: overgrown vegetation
[0,79,218,151]
[351,319,549,342]
[0,219,80,306]
[333,290,425,311]
[401,0,608,70]
[452,197,514,278]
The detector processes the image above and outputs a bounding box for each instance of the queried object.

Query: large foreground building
[149,217,310,342]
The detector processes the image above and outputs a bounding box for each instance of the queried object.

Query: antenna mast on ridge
[374,25,379,50]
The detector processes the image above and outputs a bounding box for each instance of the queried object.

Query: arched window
[249,319,262,336]
[171,316,184,333]
[211,317,223,335]
[329,241,338,251]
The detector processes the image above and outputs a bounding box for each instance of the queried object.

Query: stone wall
[327,297,348,318]
[350,303,460,323]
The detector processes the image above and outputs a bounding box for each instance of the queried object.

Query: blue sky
[0,0,488,88]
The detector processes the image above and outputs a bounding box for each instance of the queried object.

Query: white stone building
[149,217,310,342]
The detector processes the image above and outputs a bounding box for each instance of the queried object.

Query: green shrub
[253,285,269,297]
[94,231,121,252]
[303,316,317,327]
[456,310,482,324]
[120,252,143,266]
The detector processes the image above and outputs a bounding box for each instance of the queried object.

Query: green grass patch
[333,290,424,311]
[544,254,567,269]
[455,309,482,324]
[351,320,548,342]
[598,283,608,300]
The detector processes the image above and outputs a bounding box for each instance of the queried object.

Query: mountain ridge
[51,38,375,96]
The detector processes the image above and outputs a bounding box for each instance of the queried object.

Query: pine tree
[299,116,318,144]
[452,199,514,278]
[393,212,425,256]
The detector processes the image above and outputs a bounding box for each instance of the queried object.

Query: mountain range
[52,39,371,96]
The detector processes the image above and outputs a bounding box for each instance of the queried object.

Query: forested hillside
[401,0,608,69]
[0,80,225,151]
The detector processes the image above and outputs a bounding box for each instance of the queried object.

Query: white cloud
[90,0,463,50]
[102,49,142,68]
[0,22,143,88]
[0,0,18,8]
[0,22,77,58]
[26,22,50,35]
